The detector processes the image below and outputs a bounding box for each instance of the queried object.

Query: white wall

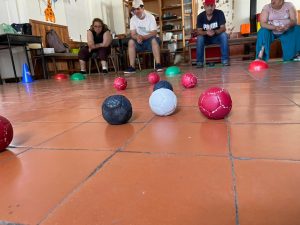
[0,0,21,24]
[0,0,124,42]
[112,0,126,34]
[60,0,124,42]
[64,0,90,42]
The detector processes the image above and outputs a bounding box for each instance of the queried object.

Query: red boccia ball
[0,115,13,152]
[148,72,160,84]
[181,72,197,88]
[248,59,269,72]
[54,73,68,80]
[114,77,127,90]
[198,87,232,120]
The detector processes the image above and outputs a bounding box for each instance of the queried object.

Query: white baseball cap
[132,0,144,8]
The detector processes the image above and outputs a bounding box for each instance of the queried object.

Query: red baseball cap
[204,0,215,5]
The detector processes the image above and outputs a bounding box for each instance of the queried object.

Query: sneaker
[124,66,136,74]
[80,70,87,74]
[102,69,108,74]
[293,55,300,61]
[155,63,163,72]
[222,61,230,66]
[196,62,203,68]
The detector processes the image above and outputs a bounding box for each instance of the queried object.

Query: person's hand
[274,25,285,33]
[137,35,143,44]
[282,23,291,31]
[206,30,215,37]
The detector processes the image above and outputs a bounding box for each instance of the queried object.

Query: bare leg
[128,39,136,67]
[258,46,265,60]
[79,59,86,71]
[151,38,161,64]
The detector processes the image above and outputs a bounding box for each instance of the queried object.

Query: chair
[136,51,156,70]
[27,43,48,79]
[88,50,118,75]
[135,49,171,70]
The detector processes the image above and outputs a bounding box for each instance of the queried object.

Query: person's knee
[128,39,136,48]
[219,32,228,43]
[219,32,228,39]
[151,37,159,45]
[197,36,204,45]
[258,27,271,36]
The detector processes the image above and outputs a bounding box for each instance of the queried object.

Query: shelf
[162,29,182,32]
[162,18,182,23]
[163,39,183,42]
[162,5,181,11]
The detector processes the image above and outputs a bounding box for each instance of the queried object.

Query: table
[0,33,47,83]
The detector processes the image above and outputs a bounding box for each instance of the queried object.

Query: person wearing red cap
[196,0,229,68]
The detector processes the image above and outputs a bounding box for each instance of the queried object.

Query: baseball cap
[132,0,144,8]
[204,0,215,5]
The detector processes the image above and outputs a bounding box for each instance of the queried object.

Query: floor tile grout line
[280,94,300,107]
[117,115,156,152]
[37,149,120,225]
[233,156,300,163]
[227,122,240,225]
[229,121,300,125]
[27,146,231,158]
[31,122,88,148]
[118,150,230,158]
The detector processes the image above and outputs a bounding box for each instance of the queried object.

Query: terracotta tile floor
[0,61,300,225]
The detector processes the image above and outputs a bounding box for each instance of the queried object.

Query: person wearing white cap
[124,0,163,74]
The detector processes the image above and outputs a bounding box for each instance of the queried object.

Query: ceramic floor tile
[1,62,300,224]
[0,149,112,225]
[229,105,300,123]
[39,123,144,150]
[5,109,62,123]
[284,93,300,105]
[235,159,300,225]
[230,124,300,160]
[90,107,154,123]
[36,108,99,122]
[125,122,228,155]
[231,94,294,106]
[0,147,28,162]
[41,153,236,225]
[151,107,210,123]
[11,122,79,148]
[177,97,200,107]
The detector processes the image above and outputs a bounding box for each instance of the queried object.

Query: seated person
[78,18,112,73]
[256,0,300,61]
[124,0,163,74]
[196,0,229,68]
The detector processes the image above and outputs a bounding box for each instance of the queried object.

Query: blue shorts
[134,36,161,52]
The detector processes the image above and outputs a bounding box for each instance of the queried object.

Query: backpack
[0,23,17,35]
[46,29,69,53]
[11,23,32,35]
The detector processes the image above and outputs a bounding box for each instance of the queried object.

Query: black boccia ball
[102,95,132,125]
[153,80,173,92]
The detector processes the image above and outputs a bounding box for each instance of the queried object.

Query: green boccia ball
[165,66,181,77]
[71,73,86,81]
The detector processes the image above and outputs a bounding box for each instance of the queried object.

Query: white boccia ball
[149,88,177,116]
